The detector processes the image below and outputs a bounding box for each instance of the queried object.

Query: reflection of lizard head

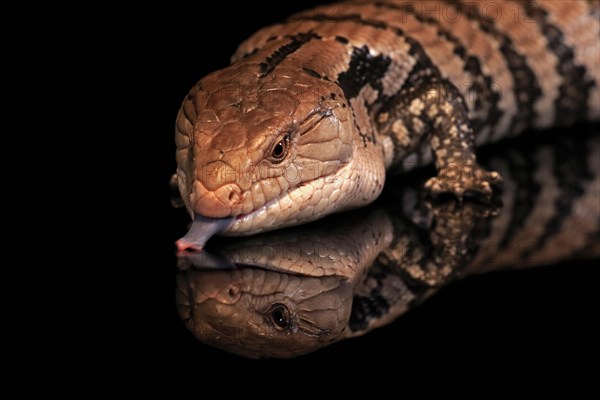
[176,209,393,358]
[177,268,352,358]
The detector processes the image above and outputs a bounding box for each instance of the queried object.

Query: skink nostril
[192,180,242,218]
[226,186,241,205]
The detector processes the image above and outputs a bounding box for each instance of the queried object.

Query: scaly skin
[175,0,600,247]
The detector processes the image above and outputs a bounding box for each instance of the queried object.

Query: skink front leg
[376,78,502,199]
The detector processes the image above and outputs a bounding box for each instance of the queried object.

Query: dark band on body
[258,32,321,77]
[443,0,541,136]
[496,149,541,252]
[523,135,593,258]
[288,13,440,99]
[366,1,502,134]
[288,13,443,147]
[515,0,593,126]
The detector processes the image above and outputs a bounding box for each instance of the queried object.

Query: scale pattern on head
[175,55,355,233]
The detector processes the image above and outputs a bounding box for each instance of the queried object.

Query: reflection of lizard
[176,132,600,358]
[174,0,600,249]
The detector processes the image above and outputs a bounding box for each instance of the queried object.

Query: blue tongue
[176,215,234,251]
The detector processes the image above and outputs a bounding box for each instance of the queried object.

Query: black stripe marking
[349,293,389,332]
[573,133,600,257]
[516,0,593,126]
[335,35,349,44]
[349,261,391,332]
[337,44,392,146]
[291,13,388,29]
[523,135,593,258]
[289,13,443,148]
[288,13,442,92]
[369,1,502,136]
[378,202,437,287]
[443,0,541,136]
[496,149,540,252]
[258,32,320,77]
[302,67,322,79]
[337,45,392,99]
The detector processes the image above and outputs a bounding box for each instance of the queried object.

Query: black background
[148,1,599,370]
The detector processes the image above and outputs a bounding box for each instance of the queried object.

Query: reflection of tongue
[176,215,234,251]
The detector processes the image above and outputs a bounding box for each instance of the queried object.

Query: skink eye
[269,303,291,330]
[270,134,290,162]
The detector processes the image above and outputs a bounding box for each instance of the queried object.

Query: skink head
[175,64,361,235]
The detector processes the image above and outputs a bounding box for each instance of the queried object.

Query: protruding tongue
[176,215,234,251]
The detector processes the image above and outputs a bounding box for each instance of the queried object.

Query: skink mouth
[233,191,287,222]
[177,190,290,251]
[178,168,344,249]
